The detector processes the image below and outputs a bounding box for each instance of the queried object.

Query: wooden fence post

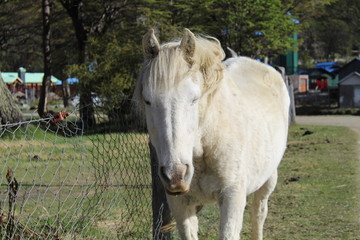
[6,168,18,238]
[149,143,172,240]
[287,76,296,123]
[278,66,296,123]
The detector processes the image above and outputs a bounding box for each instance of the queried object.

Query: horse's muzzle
[160,164,190,195]
[165,181,190,196]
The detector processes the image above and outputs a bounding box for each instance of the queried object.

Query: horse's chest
[200,173,221,195]
[190,171,221,204]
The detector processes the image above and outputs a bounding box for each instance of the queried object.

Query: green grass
[0,123,152,239]
[2,123,359,239]
[191,125,360,239]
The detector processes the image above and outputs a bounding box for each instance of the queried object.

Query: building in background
[1,68,60,102]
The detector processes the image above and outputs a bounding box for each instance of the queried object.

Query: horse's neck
[193,76,241,178]
[199,74,241,141]
[202,73,238,115]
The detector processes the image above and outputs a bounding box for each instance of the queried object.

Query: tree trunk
[38,0,52,118]
[79,90,96,129]
[62,77,71,107]
[0,75,23,124]
[60,0,95,128]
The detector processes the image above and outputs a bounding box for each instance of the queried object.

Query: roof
[315,62,340,73]
[340,58,360,69]
[1,72,23,83]
[305,68,336,77]
[1,72,59,84]
[23,72,60,83]
[339,72,360,85]
[55,77,79,85]
[337,58,360,78]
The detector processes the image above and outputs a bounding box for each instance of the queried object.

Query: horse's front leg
[218,186,247,240]
[167,195,199,240]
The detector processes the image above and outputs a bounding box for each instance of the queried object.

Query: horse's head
[135,29,225,195]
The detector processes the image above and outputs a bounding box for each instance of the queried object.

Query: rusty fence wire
[0,98,154,239]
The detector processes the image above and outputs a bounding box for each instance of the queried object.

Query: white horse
[134,29,289,240]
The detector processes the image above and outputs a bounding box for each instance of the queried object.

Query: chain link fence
[0,98,156,239]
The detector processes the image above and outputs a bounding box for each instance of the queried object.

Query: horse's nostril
[160,166,171,183]
[184,164,190,177]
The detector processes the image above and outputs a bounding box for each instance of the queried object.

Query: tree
[38,0,52,118]
[0,0,43,71]
[285,0,359,63]
[317,19,352,60]
[317,0,360,61]
[144,0,299,58]
[58,0,94,127]
[0,75,23,124]
[211,0,298,58]
[58,0,133,128]
[281,0,337,22]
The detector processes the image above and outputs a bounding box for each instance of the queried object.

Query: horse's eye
[191,97,199,105]
[144,100,151,106]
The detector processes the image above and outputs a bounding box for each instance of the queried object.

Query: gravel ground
[296,115,360,135]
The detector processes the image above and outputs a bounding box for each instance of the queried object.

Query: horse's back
[224,56,289,121]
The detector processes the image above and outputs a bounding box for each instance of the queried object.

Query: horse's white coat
[134,29,289,240]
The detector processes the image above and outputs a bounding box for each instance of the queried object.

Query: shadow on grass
[296,106,360,116]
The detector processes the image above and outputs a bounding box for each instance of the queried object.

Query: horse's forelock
[140,36,225,96]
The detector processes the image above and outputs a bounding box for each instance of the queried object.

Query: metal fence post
[149,143,172,240]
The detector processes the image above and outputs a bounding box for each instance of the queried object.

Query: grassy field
[0,123,152,239]
[1,123,359,239]
[191,125,360,239]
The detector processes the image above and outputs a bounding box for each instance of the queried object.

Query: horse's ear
[142,29,160,60]
[180,28,196,65]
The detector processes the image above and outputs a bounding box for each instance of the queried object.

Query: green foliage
[281,0,337,22]
[317,19,352,59]
[0,0,43,71]
[66,30,143,99]
[211,0,298,57]
[294,0,360,62]
[1,0,359,98]
[144,0,298,58]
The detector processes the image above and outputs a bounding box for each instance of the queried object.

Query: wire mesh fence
[0,98,155,239]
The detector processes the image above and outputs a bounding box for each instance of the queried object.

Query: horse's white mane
[138,34,226,97]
